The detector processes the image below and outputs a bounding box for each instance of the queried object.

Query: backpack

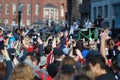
[35,70,52,80]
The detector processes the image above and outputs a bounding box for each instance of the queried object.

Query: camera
[32,34,38,41]
[32,34,38,45]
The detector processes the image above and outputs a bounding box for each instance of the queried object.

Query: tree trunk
[72,0,80,20]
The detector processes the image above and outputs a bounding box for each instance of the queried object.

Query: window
[12,20,16,25]
[104,5,108,18]
[93,7,96,19]
[20,19,23,25]
[36,4,40,15]
[4,19,9,25]
[0,4,2,14]
[5,4,9,15]
[0,19,1,22]
[55,10,58,19]
[45,9,49,16]
[27,4,31,15]
[98,6,102,17]
[61,4,64,17]
[79,0,83,4]
[55,10,58,16]
[51,9,54,16]
[13,4,16,15]
[27,19,30,26]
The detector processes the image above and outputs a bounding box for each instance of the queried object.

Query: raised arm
[1,47,13,80]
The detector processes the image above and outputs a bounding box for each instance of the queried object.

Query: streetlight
[67,0,73,31]
[18,0,22,29]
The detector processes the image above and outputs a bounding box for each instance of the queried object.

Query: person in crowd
[94,15,104,27]
[79,65,95,80]
[55,64,75,80]
[111,53,120,80]
[1,46,13,80]
[69,23,74,37]
[9,63,34,80]
[14,29,20,41]
[0,28,5,50]
[0,72,4,80]
[39,56,48,74]
[59,31,70,55]
[47,48,65,78]
[1,22,120,80]
[60,56,78,71]
[100,29,120,79]
[69,40,83,66]
[44,45,54,67]
[73,74,92,80]
[20,29,25,42]
[86,54,116,80]
[7,32,16,49]
[36,56,52,80]
[0,62,5,79]
[84,20,93,28]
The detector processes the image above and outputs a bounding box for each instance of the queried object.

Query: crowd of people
[0,20,120,80]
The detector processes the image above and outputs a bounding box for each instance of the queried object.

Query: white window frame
[4,19,9,25]
[45,9,49,16]
[61,5,64,17]
[5,4,9,15]
[36,4,40,15]
[27,4,31,15]
[0,4,2,14]
[27,19,30,26]
[12,4,16,15]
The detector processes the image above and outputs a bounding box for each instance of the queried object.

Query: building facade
[0,0,67,27]
[91,0,120,28]
[111,0,120,28]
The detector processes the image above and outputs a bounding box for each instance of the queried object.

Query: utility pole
[67,0,72,31]
[18,0,22,29]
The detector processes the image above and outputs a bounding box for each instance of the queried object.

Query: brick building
[0,0,67,27]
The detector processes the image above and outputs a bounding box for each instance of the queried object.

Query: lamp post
[67,0,72,31]
[18,0,22,29]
